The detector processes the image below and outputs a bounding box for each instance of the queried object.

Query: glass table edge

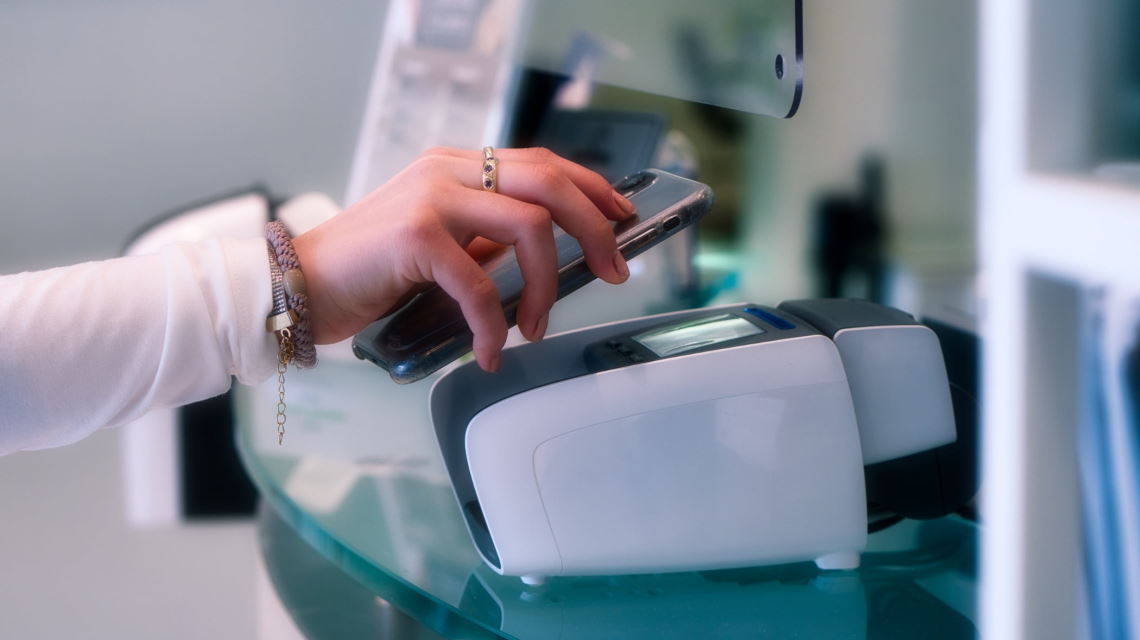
[235,425,512,640]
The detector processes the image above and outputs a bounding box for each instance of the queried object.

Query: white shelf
[1001,176,1140,288]
[980,1,1140,638]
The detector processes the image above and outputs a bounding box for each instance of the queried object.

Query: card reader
[430,300,966,584]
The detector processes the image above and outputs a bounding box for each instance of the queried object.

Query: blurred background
[0,0,1136,638]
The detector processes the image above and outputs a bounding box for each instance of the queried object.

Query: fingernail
[613,191,636,217]
[487,352,501,373]
[612,250,630,282]
[535,312,549,341]
[525,312,549,342]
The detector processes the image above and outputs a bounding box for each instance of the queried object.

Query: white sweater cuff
[220,236,278,385]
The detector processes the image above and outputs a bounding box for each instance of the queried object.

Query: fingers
[499,147,637,222]
[465,236,507,263]
[442,190,558,342]
[437,152,632,285]
[428,146,636,222]
[519,147,638,221]
[499,162,630,285]
[423,238,509,372]
[403,146,640,372]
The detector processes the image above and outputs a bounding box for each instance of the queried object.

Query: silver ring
[481,146,498,192]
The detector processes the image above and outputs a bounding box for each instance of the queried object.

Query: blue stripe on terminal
[744,306,796,330]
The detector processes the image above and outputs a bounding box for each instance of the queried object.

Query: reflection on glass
[463,566,865,640]
[518,0,802,117]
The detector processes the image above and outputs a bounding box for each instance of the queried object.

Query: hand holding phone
[353,169,714,383]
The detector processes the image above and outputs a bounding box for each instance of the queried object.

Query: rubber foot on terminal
[814,550,861,570]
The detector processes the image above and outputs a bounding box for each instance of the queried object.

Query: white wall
[0,1,386,637]
[0,430,259,638]
[0,0,386,272]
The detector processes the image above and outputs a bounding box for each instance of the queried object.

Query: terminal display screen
[632,314,764,357]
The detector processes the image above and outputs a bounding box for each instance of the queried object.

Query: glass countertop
[235,350,978,639]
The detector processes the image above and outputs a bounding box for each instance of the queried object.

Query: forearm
[0,237,276,454]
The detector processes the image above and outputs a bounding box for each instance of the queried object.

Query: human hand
[292,147,637,372]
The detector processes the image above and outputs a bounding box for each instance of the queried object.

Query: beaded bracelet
[265,221,316,444]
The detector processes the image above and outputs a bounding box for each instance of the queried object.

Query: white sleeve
[0,237,277,455]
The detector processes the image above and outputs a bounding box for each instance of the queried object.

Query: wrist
[290,230,342,345]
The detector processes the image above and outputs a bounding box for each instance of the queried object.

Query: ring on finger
[481,146,499,193]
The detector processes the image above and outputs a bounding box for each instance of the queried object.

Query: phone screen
[632,314,765,357]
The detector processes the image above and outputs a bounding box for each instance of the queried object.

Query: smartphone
[352,168,714,383]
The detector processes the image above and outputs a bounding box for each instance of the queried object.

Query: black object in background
[811,156,888,302]
[506,69,569,148]
[531,109,665,183]
[505,69,666,184]
[179,387,258,518]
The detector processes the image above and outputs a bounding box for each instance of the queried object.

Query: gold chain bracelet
[265,220,314,445]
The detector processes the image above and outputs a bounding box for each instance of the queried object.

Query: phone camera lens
[614,171,654,197]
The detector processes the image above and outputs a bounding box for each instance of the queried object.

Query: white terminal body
[434,304,870,584]
[832,325,956,464]
[432,301,960,584]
